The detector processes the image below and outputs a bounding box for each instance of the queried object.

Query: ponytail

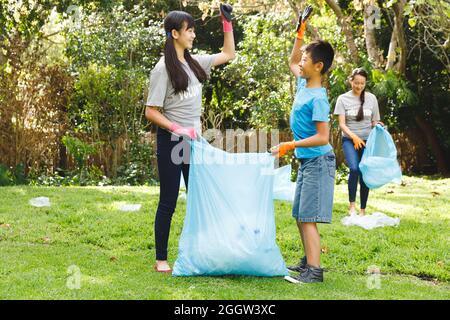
[356,88,365,121]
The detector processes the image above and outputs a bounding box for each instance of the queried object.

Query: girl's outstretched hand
[220,3,233,32]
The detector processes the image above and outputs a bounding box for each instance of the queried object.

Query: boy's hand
[270,141,296,158]
[296,5,313,40]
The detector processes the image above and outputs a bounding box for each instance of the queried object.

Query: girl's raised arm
[213,3,236,67]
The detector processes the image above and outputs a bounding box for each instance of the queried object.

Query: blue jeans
[342,137,369,209]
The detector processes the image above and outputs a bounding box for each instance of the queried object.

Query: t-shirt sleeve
[194,54,219,76]
[371,95,381,121]
[145,66,167,107]
[297,76,306,91]
[334,96,345,115]
[312,98,331,122]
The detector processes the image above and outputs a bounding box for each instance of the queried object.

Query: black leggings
[154,127,190,260]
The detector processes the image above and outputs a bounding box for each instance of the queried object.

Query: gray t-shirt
[146,54,218,131]
[334,90,380,140]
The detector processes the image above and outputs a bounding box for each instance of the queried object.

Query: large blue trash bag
[273,165,296,202]
[359,124,402,189]
[172,138,288,277]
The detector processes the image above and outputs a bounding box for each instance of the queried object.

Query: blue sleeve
[312,98,330,122]
[296,77,306,91]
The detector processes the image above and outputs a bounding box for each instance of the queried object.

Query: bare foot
[155,260,171,271]
[359,209,366,216]
[349,203,358,216]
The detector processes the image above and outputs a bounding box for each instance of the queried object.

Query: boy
[270,5,336,283]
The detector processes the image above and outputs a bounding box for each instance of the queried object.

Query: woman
[334,68,383,216]
[145,7,235,272]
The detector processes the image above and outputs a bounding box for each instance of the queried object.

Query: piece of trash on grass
[341,212,400,230]
[119,204,142,212]
[29,197,51,207]
[42,236,51,244]
[431,192,440,197]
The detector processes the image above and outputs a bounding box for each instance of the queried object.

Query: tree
[322,0,449,174]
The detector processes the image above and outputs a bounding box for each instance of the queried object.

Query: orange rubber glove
[296,5,313,40]
[348,133,365,150]
[270,141,296,158]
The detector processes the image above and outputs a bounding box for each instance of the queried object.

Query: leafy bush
[0,164,28,186]
[61,134,103,186]
[335,163,350,185]
[115,135,158,186]
[219,12,294,129]
[0,164,14,186]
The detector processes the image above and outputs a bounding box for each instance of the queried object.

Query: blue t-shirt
[290,77,333,159]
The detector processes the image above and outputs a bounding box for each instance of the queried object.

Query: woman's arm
[212,31,236,67]
[145,106,172,130]
[338,114,365,149]
[338,114,357,138]
[371,95,383,127]
[145,106,197,139]
[212,4,236,67]
[371,120,384,127]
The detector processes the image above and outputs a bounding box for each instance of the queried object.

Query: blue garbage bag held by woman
[359,124,402,189]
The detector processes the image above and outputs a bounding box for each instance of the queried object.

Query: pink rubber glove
[169,123,197,140]
[220,3,233,32]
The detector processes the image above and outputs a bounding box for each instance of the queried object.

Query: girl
[334,68,383,216]
[145,7,235,272]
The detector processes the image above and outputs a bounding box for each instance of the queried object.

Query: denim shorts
[292,151,336,223]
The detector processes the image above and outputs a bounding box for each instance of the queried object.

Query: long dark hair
[350,68,368,122]
[164,11,207,94]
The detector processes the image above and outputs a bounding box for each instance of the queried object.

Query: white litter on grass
[29,197,51,207]
[119,204,142,212]
[341,212,400,230]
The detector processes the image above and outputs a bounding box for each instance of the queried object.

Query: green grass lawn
[0,176,449,299]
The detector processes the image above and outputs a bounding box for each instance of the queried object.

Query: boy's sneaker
[285,265,324,283]
[287,256,307,273]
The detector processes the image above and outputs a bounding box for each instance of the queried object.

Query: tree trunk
[324,0,360,65]
[414,115,449,175]
[363,0,383,68]
[385,19,398,71]
[392,0,407,73]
